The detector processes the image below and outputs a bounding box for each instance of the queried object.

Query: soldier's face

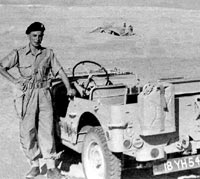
[28,31,43,48]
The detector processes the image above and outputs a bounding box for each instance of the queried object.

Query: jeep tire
[82,127,122,179]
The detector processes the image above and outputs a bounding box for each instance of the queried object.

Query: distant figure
[128,25,133,33]
[120,22,126,34]
[0,22,75,179]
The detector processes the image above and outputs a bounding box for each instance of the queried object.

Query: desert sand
[1,1,200,179]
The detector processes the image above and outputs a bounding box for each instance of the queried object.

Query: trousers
[19,87,56,168]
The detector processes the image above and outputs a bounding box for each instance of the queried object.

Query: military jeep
[51,60,200,179]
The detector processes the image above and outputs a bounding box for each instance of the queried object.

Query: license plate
[153,154,200,175]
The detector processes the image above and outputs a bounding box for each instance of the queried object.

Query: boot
[47,168,63,179]
[26,166,40,179]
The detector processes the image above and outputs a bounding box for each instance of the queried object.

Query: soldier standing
[0,22,75,179]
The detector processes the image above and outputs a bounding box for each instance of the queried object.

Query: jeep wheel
[82,127,122,179]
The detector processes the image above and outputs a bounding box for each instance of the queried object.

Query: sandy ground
[1,1,200,179]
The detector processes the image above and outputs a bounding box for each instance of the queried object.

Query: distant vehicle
[90,23,135,36]
[51,60,200,179]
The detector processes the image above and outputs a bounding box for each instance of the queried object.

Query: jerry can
[138,82,175,136]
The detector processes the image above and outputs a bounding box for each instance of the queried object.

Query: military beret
[25,22,45,34]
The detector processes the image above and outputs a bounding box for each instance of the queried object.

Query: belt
[27,81,50,89]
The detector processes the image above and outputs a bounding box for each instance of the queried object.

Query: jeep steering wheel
[72,60,110,93]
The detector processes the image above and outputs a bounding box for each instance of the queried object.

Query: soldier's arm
[0,49,19,84]
[49,49,76,97]
[0,65,17,84]
[58,68,76,97]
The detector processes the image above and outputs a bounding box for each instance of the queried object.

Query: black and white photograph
[1,0,200,179]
